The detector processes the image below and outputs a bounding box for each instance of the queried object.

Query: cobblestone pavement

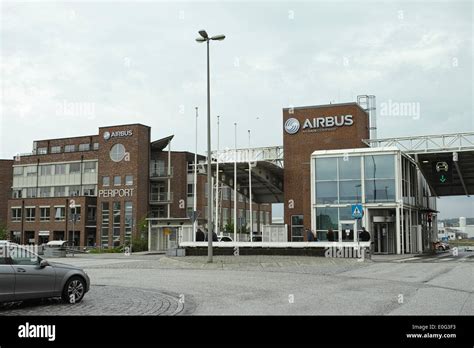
[0,285,194,316]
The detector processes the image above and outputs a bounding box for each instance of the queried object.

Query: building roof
[151,135,174,151]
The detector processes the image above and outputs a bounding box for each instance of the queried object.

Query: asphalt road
[1,252,472,315]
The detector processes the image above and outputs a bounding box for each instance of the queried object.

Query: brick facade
[0,160,13,229]
[283,103,369,240]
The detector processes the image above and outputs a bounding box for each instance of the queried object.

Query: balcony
[149,192,173,204]
[150,167,173,180]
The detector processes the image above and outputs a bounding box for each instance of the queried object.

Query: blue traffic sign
[351,204,364,219]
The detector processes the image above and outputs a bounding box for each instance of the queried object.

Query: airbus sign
[103,130,133,140]
[284,115,353,134]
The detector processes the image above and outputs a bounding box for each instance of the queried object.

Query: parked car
[0,241,90,304]
[433,240,450,251]
[465,246,474,252]
[218,236,233,242]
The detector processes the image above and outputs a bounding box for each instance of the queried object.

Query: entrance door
[374,223,389,254]
[338,220,358,243]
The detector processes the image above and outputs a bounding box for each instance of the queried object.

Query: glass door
[374,223,389,254]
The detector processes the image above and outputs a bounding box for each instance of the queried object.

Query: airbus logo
[284,118,300,134]
[103,130,133,140]
[284,115,354,135]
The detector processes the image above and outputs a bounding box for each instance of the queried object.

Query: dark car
[0,241,90,304]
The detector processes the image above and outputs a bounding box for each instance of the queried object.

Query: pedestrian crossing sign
[351,204,363,219]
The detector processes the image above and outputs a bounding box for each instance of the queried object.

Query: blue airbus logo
[284,118,300,134]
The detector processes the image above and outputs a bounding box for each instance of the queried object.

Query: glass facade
[313,152,397,241]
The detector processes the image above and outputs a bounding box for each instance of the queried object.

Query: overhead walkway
[364,132,474,196]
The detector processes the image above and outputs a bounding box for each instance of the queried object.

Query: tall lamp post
[196,30,225,263]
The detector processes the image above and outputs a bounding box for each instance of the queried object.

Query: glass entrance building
[311,147,437,254]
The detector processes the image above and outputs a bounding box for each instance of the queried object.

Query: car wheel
[62,276,86,304]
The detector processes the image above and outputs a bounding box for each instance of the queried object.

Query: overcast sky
[0,0,473,219]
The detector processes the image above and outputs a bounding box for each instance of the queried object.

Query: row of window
[13,162,97,176]
[36,142,99,155]
[11,206,97,222]
[100,201,133,248]
[314,155,396,204]
[102,175,133,187]
[12,185,96,199]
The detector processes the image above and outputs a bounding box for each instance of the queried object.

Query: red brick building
[283,103,370,241]
[3,123,271,247]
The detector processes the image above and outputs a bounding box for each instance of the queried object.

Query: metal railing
[150,167,173,178]
[211,145,284,167]
[363,132,474,154]
[149,192,173,203]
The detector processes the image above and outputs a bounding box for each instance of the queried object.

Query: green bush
[129,236,148,252]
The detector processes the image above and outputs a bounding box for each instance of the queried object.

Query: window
[54,207,66,221]
[110,144,126,162]
[101,202,110,247]
[69,186,81,196]
[87,206,97,221]
[37,147,47,155]
[25,166,37,176]
[150,160,165,176]
[38,187,51,197]
[9,246,39,266]
[40,165,53,176]
[79,143,90,151]
[113,202,121,247]
[25,207,36,222]
[26,188,37,198]
[11,208,22,222]
[125,202,133,243]
[291,215,304,241]
[40,207,50,222]
[50,146,61,153]
[64,144,75,152]
[223,208,228,223]
[69,162,81,173]
[114,176,121,186]
[93,142,99,150]
[223,187,230,200]
[69,206,81,222]
[55,164,66,175]
[187,183,194,197]
[102,176,110,186]
[83,162,96,173]
[54,186,66,197]
[364,155,396,203]
[12,189,22,198]
[125,175,133,186]
[83,185,96,196]
[13,167,24,176]
[316,157,337,180]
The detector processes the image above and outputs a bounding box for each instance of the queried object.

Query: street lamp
[196,29,225,263]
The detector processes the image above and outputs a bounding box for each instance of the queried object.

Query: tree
[0,223,7,240]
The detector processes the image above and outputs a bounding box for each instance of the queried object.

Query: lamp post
[234,122,237,242]
[248,129,253,243]
[215,115,220,238]
[196,30,225,263]
[193,107,198,242]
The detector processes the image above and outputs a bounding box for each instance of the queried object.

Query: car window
[9,246,39,266]
[0,246,7,264]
